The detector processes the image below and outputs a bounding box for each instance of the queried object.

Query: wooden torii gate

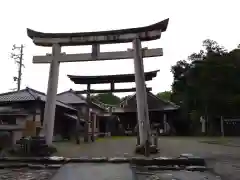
[26,18,169,156]
[68,70,159,144]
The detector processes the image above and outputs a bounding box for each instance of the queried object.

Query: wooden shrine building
[112,92,179,135]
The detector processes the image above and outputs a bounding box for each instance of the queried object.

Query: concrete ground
[54,136,240,180]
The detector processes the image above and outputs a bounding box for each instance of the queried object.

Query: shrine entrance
[67,70,158,142]
[27,18,169,156]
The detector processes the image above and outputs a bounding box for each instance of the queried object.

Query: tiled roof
[0,88,76,111]
[119,91,179,111]
[57,89,86,104]
[57,89,105,111]
[148,92,180,110]
[0,90,35,102]
[76,93,106,111]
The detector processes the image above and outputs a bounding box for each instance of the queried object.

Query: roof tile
[57,90,86,104]
[0,90,35,102]
[0,88,76,111]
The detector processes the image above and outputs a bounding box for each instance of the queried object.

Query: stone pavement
[156,138,240,180]
[1,137,238,180]
[0,168,57,180]
[51,163,221,180]
[229,139,240,147]
[56,137,240,180]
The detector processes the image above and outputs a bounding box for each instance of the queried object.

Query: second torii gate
[68,70,159,143]
[26,18,169,156]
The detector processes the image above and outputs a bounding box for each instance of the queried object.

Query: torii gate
[67,70,159,144]
[26,18,169,156]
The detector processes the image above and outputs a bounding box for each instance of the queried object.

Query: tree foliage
[91,93,121,105]
[156,91,172,101]
[171,39,240,119]
[120,95,131,102]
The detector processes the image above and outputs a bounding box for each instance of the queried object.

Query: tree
[91,93,121,105]
[120,95,131,102]
[171,39,240,134]
[156,91,172,101]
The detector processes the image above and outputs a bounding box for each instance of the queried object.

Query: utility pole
[11,44,25,91]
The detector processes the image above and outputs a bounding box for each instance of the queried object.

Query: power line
[11,44,25,91]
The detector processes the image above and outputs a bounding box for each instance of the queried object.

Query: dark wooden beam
[27,19,169,47]
[110,82,115,91]
[87,84,91,98]
[68,70,159,84]
[75,87,152,94]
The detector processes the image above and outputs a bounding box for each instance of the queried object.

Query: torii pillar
[42,44,61,145]
[133,38,151,156]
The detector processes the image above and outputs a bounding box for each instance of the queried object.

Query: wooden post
[221,116,224,137]
[163,113,167,133]
[92,44,100,59]
[75,117,80,144]
[110,82,115,91]
[105,118,109,136]
[84,84,91,142]
[136,123,140,145]
[132,38,151,157]
[200,116,206,134]
[91,110,95,142]
[153,132,158,147]
[42,44,61,145]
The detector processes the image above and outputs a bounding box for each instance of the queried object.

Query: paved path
[56,137,240,157]
[55,137,240,180]
[158,138,240,180]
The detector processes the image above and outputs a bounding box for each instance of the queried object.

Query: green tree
[120,95,131,102]
[171,39,240,134]
[91,93,121,105]
[156,91,172,101]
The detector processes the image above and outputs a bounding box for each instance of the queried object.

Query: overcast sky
[0,0,239,97]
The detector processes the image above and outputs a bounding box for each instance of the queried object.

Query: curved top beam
[68,70,159,84]
[27,19,169,47]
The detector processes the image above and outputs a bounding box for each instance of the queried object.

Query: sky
[0,0,239,98]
